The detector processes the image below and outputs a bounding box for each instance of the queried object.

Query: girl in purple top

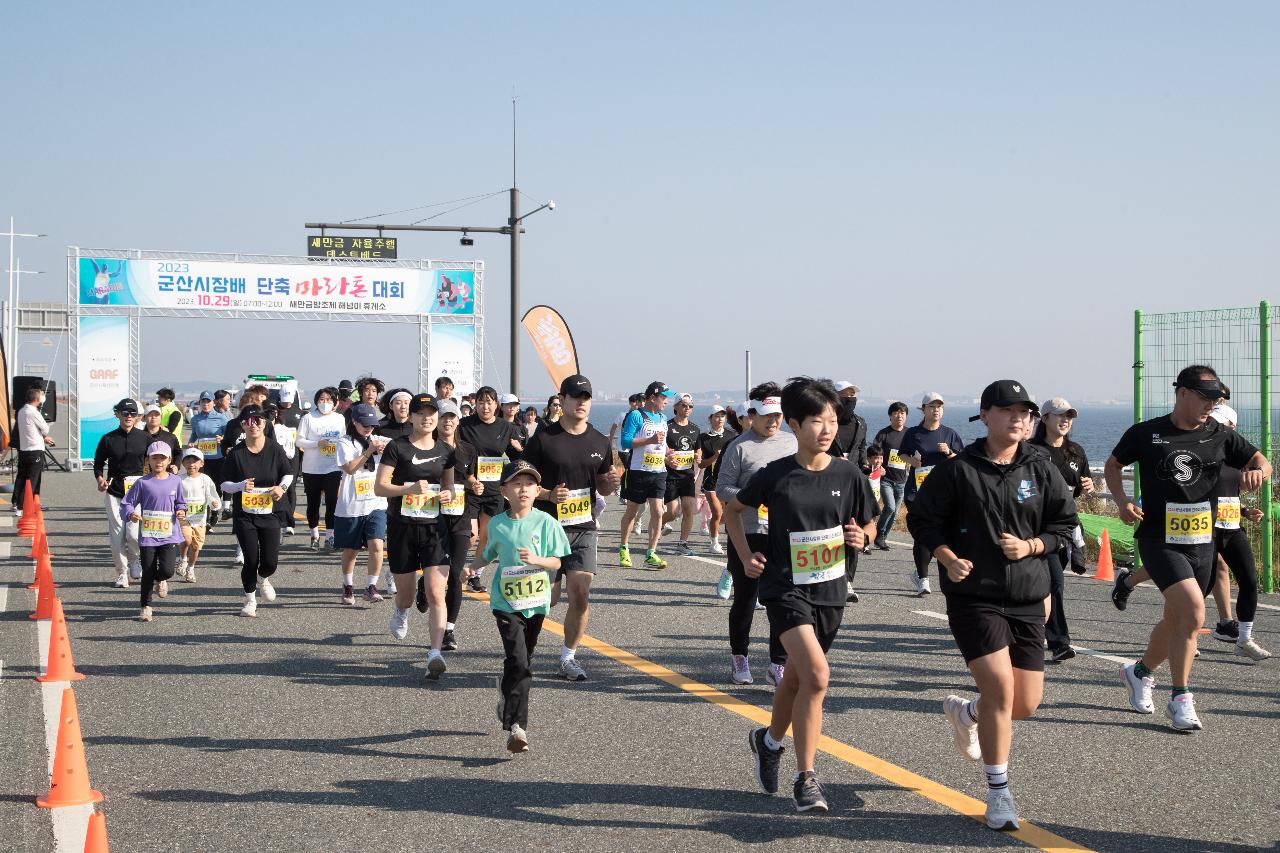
[120,441,187,621]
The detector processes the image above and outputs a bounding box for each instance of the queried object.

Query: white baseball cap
[756,396,783,416]
[735,402,750,418]
[499,393,519,405]
[1041,397,1078,418]
[921,392,944,407]
[709,404,725,416]
[279,386,296,403]
[145,403,163,415]
[834,381,859,394]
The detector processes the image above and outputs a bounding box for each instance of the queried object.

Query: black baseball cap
[970,380,1040,421]
[114,398,140,415]
[1173,376,1226,401]
[409,393,439,414]
[560,374,593,398]
[500,459,542,485]
[239,404,266,422]
[645,381,676,398]
[338,379,353,391]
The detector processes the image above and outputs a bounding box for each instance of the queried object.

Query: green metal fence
[1133,302,1275,593]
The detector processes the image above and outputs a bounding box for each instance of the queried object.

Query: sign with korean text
[307,235,398,259]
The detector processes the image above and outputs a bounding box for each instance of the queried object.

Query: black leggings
[1216,528,1258,622]
[235,517,281,593]
[302,471,341,530]
[140,543,177,607]
[444,525,472,624]
[1045,547,1071,649]
[727,532,786,665]
[912,541,934,579]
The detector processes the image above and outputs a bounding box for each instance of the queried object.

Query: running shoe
[846,589,860,603]
[1111,567,1133,611]
[363,584,383,603]
[466,573,485,593]
[919,576,932,596]
[233,547,244,565]
[326,533,337,552]
[1120,662,1155,714]
[507,723,529,753]
[633,520,644,536]
[130,564,143,581]
[176,557,188,578]
[1166,693,1203,731]
[239,594,257,618]
[793,771,829,813]
[644,551,667,569]
[441,629,458,651]
[860,545,872,556]
[136,606,153,623]
[985,788,1020,831]
[341,585,355,606]
[911,574,927,596]
[716,568,733,600]
[309,533,320,552]
[426,650,447,680]
[258,577,276,602]
[156,580,168,599]
[284,526,296,536]
[385,575,398,596]
[1049,646,1076,662]
[671,540,694,557]
[1236,639,1272,662]
[390,607,409,640]
[942,695,981,761]
[731,655,753,685]
[1211,620,1239,643]
[765,662,785,687]
[114,572,129,589]
[661,523,674,537]
[618,546,632,568]
[185,568,197,584]
[415,575,428,613]
[875,540,891,551]
[710,540,725,555]
[754,599,766,611]
[559,657,587,682]
[749,727,783,794]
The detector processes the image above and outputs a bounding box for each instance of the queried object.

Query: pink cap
[146,441,172,458]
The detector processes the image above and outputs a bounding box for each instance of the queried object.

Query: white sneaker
[385,576,398,595]
[156,580,169,599]
[985,787,1020,831]
[257,577,276,602]
[1166,693,1203,731]
[942,695,982,761]
[661,523,674,537]
[754,599,766,611]
[114,572,129,589]
[234,547,244,565]
[284,526,296,536]
[1120,663,1155,714]
[765,663,785,687]
[239,593,257,617]
[731,654,753,685]
[390,607,410,640]
[325,533,337,551]
[1236,639,1272,662]
[710,540,725,555]
[506,723,529,753]
[715,568,733,600]
[426,649,447,679]
[559,656,587,681]
[136,606,153,622]
[182,565,197,584]
[176,556,189,577]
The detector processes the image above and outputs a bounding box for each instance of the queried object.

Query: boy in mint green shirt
[469,459,569,753]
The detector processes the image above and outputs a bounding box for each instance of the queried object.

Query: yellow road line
[465,590,1090,852]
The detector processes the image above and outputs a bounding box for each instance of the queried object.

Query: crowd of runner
[76,364,1273,829]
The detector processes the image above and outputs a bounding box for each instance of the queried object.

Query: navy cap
[350,402,381,426]
[198,390,214,401]
[645,381,676,398]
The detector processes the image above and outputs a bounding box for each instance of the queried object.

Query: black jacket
[831,414,868,469]
[906,439,1078,606]
[92,427,152,497]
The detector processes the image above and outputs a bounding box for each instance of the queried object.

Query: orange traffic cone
[37,599,85,681]
[27,553,58,591]
[17,482,36,536]
[35,687,103,808]
[84,810,110,853]
[29,569,57,620]
[30,527,51,560]
[1094,528,1115,582]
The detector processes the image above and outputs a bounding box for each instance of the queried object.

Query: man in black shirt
[522,374,619,681]
[141,404,181,469]
[93,399,150,587]
[872,402,910,551]
[459,386,523,591]
[661,396,702,557]
[830,381,868,468]
[1105,365,1269,732]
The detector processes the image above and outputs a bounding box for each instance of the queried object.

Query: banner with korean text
[77,315,131,453]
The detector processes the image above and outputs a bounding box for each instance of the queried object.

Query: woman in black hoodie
[907,379,1077,833]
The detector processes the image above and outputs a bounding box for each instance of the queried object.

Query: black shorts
[557,528,600,579]
[945,596,1045,672]
[622,470,666,503]
[388,519,448,575]
[470,492,505,520]
[763,592,844,653]
[664,474,696,502]
[1137,539,1215,595]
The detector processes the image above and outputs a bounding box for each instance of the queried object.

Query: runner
[871,402,910,552]
[829,381,868,468]
[522,374,618,681]
[610,393,644,536]
[377,388,414,443]
[1105,365,1269,731]
[334,403,390,606]
[539,395,563,429]
[93,399,149,588]
[275,387,303,537]
[220,405,293,618]
[1029,398,1093,661]
[433,399,480,650]
[434,375,456,404]
[264,403,299,540]
[459,386,523,592]
[900,393,965,596]
[141,404,182,467]
[336,379,354,414]
[14,384,54,516]
[618,382,678,570]
[296,386,346,552]
[120,442,188,622]
[470,460,570,752]
[522,406,541,441]
[716,384,797,686]
[727,377,877,813]
[157,387,186,444]
[187,391,228,500]
[213,389,233,417]
[375,392,457,679]
[500,393,526,460]
[698,404,738,557]
[908,379,1078,831]
[661,395,701,557]
[176,447,220,584]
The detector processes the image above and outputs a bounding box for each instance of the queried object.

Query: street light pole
[2,217,46,374]
[8,258,45,373]
[509,187,520,396]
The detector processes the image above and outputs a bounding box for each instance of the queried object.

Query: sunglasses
[243,417,263,426]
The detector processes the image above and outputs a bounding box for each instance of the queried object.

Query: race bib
[124,475,141,494]
[499,565,551,610]
[319,440,337,456]
[477,457,504,482]
[196,438,219,457]
[141,509,174,539]
[242,487,274,515]
[640,448,666,473]
[1215,497,1241,530]
[441,487,466,516]
[556,487,593,526]
[1165,501,1212,545]
[354,471,375,499]
[401,485,440,519]
[789,526,845,585]
[184,501,207,527]
[671,450,696,472]
[914,465,934,489]
[887,449,907,471]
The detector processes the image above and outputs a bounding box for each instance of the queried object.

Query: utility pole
[2,217,46,373]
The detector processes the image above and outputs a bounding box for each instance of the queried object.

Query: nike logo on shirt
[411,455,441,465]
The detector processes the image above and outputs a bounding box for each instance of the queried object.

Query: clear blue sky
[3,2,1277,403]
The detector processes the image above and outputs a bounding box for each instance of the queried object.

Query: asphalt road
[2,472,1277,852]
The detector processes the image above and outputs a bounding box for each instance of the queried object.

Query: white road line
[1256,602,1280,612]
[913,609,1136,666]
[0,515,14,528]
[0,541,12,558]
[913,609,947,621]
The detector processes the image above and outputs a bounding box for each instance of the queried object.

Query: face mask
[317,402,334,415]
[841,398,857,418]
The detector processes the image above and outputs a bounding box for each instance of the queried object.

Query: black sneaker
[1111,567,1133,611]
[441,629,458,651]
[846,590,860,603]
[1049,646,1076,662]
[1212,619,1239,643]
[749,727,783,795]
[415,575,428,613]
[860,545,872,555]
[466,575,485,593]
[793,771,829,813]
[875,540,891,551]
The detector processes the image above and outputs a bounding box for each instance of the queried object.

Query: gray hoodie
[716,429,798,535]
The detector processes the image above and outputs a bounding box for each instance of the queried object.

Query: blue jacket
[188,410,230,459]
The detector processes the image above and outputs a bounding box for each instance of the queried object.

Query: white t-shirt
[273,423,297,459]
[296,410,346,475]
[178,472,221,528]
[335,436,387,517]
